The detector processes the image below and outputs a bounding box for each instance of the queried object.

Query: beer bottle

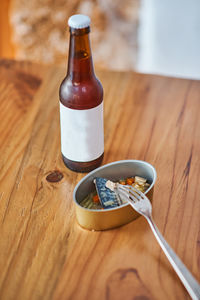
[59,14,104,172]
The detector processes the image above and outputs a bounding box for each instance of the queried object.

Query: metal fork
[108,182,200,300]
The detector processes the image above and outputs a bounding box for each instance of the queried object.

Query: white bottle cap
[68,14,91,29]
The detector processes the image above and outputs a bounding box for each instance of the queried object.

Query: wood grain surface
[0,59,199,300]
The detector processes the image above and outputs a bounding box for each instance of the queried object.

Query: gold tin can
[73,160,157,230]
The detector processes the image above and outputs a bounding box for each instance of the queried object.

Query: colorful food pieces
[94,178,121,209]
[132,176,150,192]
[80,176,150,209]
[92,194,100,203]
[126,177,135,185]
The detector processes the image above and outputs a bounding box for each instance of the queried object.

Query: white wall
[137,0,200,79]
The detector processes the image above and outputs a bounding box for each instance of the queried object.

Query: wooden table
[0,59,199,300]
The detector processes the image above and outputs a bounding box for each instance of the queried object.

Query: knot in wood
[46,171,63,183]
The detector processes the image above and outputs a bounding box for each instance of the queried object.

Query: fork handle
[146,216,200,300]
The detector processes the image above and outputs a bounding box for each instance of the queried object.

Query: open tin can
[73,160,157,230]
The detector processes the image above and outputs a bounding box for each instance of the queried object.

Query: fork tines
[117,184,144,202]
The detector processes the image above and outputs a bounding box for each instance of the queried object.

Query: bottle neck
[67,27,95,82]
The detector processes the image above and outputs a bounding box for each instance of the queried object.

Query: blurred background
[1,0,200,79]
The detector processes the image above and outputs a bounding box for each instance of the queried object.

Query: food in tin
[80,176,150,210]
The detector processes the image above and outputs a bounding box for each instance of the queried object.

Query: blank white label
[60,102,104,162]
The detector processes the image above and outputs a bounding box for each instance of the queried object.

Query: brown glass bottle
[59,15,104,172]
